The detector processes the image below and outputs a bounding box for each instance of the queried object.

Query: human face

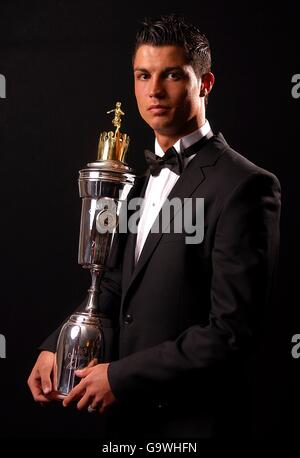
[133,44,205,142]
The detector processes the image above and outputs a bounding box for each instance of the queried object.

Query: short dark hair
[133,14,211,78]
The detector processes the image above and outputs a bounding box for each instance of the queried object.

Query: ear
[200,72,215,97]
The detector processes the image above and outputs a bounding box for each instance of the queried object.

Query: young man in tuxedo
[28,15,281,438]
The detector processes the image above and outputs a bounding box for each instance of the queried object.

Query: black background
[0,0,299,442]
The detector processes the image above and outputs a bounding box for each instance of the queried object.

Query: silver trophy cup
[52,103,136,398]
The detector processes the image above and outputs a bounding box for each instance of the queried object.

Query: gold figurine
[97,102,130,162]
[107,102,125,134]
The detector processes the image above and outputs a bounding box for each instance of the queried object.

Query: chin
[147,119,173,132]
[142,113,171,130]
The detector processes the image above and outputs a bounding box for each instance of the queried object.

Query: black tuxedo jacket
[41,133,281,438]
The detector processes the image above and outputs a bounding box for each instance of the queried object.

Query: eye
[167,72,181,80]
[136,73,150,81]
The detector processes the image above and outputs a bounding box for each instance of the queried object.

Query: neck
[155,116,206,152]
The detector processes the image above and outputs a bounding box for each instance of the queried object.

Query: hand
[27,351,55,404]
[63,363,116,414]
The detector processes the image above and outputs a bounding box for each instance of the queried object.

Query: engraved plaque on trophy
[52,103,136,398]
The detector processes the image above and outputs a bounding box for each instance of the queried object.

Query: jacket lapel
[122,132,228,305]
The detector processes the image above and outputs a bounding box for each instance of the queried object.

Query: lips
[148,105,170,110]
[148,105,170,114]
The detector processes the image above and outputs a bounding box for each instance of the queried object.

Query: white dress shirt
[135,120,211,264]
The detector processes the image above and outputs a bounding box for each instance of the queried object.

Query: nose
[149,76,164,98]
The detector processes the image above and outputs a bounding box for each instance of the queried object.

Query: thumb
[41,378,51,394]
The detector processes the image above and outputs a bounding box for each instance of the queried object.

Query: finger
[39,367,52,395]
[29,375,53,403]
[35,393,53,403]
[75,366,95,378]
[77,393,94,411]
[53,356,58,389]
[99,404,106,415]
[29,375,51,402]
[99,400,110,415]
[87,358,98,368]
[63,381,86,407]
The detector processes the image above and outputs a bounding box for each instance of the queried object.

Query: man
[28,15,281,438]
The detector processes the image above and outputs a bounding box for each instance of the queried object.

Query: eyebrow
[134,66,183,73]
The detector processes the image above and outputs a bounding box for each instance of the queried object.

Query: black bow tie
[144,146,183,176]
[144,130,214,176]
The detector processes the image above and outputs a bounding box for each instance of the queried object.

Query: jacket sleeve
[107,171,281,401]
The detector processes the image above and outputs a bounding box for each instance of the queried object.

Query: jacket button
[123,313,133,325]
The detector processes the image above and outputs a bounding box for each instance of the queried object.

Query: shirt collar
[155,120,211,157]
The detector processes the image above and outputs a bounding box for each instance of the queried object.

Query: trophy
[52,102,136,398]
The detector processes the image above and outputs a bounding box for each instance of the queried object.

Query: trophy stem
[85,267,103,315]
